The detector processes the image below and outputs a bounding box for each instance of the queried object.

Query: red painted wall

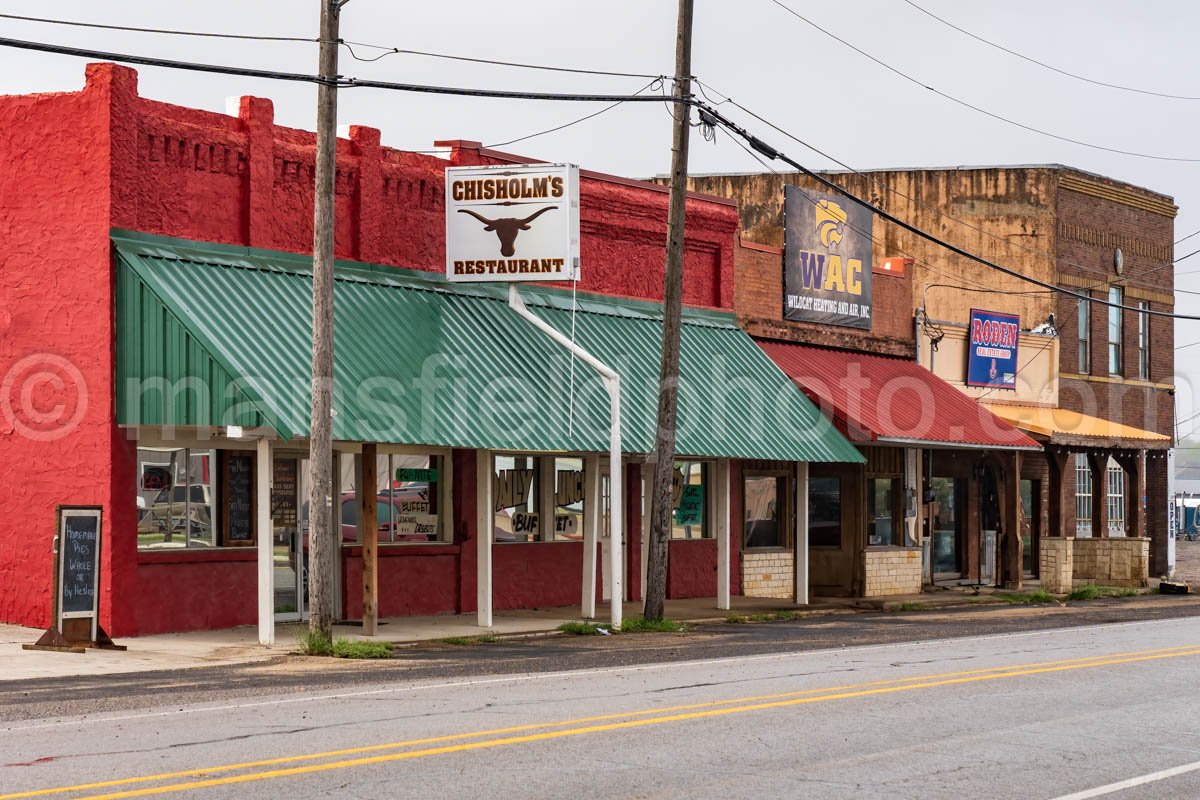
[342,548,461,619]
[136,552,257,635]
[0,64,740,635]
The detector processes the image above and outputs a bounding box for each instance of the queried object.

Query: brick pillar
[1088,453,1109,539]
[350,126,382,264]
[238,96,274,248]
[1039,537,1074,593]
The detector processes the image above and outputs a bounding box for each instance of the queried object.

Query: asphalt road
[3,600,1200,799]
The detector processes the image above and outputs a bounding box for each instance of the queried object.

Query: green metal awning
[114,230,861,463]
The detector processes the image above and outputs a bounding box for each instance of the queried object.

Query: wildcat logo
[815,199,848,248]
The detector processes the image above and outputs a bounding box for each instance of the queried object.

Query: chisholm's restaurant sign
[445,163,580,283]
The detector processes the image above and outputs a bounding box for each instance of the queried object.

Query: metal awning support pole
[507,284,623,629]
[256,437,274,645]
[581,453,600,619]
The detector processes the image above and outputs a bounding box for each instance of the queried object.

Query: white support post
[716,458,731,611]
[794,461,809,606]
[476,449,493,628]
[256,437,274,645]
[641,463,650,600]
[581,453,600,618]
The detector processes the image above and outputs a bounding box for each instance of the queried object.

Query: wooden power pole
[644,0,694,621]
[308,0,343,644]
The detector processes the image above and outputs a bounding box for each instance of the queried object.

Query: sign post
[24,506,124,653]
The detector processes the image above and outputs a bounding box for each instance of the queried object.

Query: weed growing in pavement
[438,634,501,646]
[889,602,930,612]
[996,590,1058,604]
[1068,584,1139,601]
[725,614,748,624]
[558,621,605,635]
[746,611,799,622]
[332,639,395,659]
[297,629,333,656]
[620,616,684,633]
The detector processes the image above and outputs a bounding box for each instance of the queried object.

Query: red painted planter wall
[0,64,739,635]
[342,549,461,619]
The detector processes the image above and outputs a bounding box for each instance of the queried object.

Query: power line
[696,81,1125,285]
[485,79,666,149]
[898,0,1200,101]
[767,0,1200,163]
[700,104,1200,320]
[0,12,666,80]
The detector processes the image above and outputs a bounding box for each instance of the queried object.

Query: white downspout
[507,285,624,629]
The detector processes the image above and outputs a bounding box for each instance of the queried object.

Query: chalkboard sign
[224,453,254,544]
[272,459,298,528]
[60,512,100,615]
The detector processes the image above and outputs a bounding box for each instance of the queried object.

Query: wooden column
[793,461,809,605]
[1002,452,1023,590]
[1088,453,1110,538]
[360,443,378,636]
[1046,448,1071,539]
[715,459,731,610]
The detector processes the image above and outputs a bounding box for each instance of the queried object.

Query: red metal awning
[757,340,1041,450]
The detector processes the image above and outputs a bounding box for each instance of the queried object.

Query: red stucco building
[0,64,866,638]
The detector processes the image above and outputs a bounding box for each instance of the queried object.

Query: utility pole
[644,0,694,621]
[308,0,343,646]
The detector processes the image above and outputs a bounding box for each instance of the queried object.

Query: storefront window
[867,477,901,547]
[1107,459,1125,536]
[136,448,217,549]
[338,453,445,545]
[554,457,584,542]
[672,461,711,539]
[809,476,841,547]
[1075,458,1093,537]
[744,472,787,549]
[494,454,540,543]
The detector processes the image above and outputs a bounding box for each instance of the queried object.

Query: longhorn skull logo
[458,206,558,257]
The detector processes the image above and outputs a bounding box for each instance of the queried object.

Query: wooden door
[808,462,862,597]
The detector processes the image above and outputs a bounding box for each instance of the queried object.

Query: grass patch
[748,610,799,622]
[438,634,501,646]
[558,621,606,636]
[1068,584,1138,601]
[297,628,333,656]
[620,616,683,633]
[889,602,930,612]
[725,614,747,624]
[996,589,1058,605]
[332,639,395,659]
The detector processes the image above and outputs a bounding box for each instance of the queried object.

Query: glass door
[931,477,963,578]
[272,456,303,620]
[1020,479,1039,577]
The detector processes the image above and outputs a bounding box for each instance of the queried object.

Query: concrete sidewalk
[0,586,1135,683]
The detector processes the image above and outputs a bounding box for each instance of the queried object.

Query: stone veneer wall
[1072,538,1150,587]
[1040,538,1074,594]
[742,551,794,599]
[863,549,922,597]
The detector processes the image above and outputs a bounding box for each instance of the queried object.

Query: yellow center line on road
[5,644,1199,800]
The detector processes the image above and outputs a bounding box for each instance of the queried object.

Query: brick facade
[741,551,794,599]
[862,549,922,597]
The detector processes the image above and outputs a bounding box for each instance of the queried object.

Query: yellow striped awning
[982,403,1171,449]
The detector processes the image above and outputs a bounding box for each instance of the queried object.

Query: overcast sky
[2,1,1197,431]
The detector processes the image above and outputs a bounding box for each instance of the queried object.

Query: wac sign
[783,184,873,329]
[966,308,1019,389]
[445,163,580,283]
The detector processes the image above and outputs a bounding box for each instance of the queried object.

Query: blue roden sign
[966,309,1019,389]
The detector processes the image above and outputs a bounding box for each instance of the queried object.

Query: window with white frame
[1137,300,1150,380]
[672,461,712,539]
[1075,458,1092,537]
[1108,287,1124,375]
[336,453,446,545]
[136,448,218,549]
[1107,459,1125,536]
[1077,297,1090,374]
